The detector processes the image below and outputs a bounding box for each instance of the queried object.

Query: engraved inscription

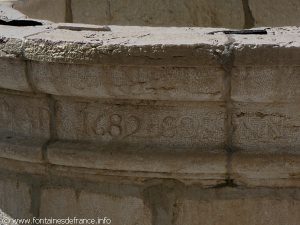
[57,100,226,147]
[0,94,50,138]
[232,103,300,150]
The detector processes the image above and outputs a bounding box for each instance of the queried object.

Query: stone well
[0,4,300,225]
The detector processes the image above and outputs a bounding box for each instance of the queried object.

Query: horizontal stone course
[55,98,226,148]
[30,62,225,101]
[47,141,227,184]
[231,66,300,103]
[231,153,300,187]
[232,102,300,153]
[0,91,50,139]
[40,188,151,225]
[176,188,300,225]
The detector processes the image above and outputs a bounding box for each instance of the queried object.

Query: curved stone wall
[9,0,300,28]
[0,6,300,225]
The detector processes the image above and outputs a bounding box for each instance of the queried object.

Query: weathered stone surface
[23,26,227,66]
[71,0,108,25]
[30,62,225,101]
[40,188,151,225]
[0,91,50,139]
[231,153,300,187]
[0,24,49,59]
[0,4,26,21]
[176,188,300,225]
[249,0,300,27]
[232,102,300,152]
[108,0,244,28]
[47,141,227,183]
[0,134,44,163]
[231,66,300,103]
[232,27,300,66]
[55,98,226,148]
[0,179,32,219]
[13,0,66,23]
[0,58,31,92]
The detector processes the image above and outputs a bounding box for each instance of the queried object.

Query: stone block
[13,0,66,22]
[231,153,300,187]
[0,135,44,163]
[249,0,300,27]
[0,58,31,92]
[29,62,225,101]
[55,98,226,149]
[23,26,228,66]
[0,179,32,219]
[231,102,300,152]
[231,66,300,103]
[71,0,108,25]
[232,27,300,66]
[108,0,244,28]
[47,141,227,184]
[40,188,151,225]
[175,188,300,225]
[0,91,50,139]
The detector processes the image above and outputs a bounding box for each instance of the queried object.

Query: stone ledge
[231,153,300,188]
[47,141,227,185]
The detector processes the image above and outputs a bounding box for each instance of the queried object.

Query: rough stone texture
[23,26,228,66]
[231,66,300,103]
[0,24,52,92]
[55,98,226,148]
[249,0,300,27]
[0,179,32,219]
[40,188,152,225]
[30,62,225,101]
[0,91,50,139]
[175,188,300,225]
[0,58,31,92]
[0,135,44,163]
[13,0,67,23]
[232,102,300,152]
[231,153,300,187]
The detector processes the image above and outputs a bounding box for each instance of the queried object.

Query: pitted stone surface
[0,4,26,22]
[0,91,50,139]
[55,98,226,148]
[30,62,225,101]
[232,102,300,153]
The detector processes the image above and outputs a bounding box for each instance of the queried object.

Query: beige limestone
[40,188,152,225]
[0,58,31,92]
[0,179,32,219]
[231,153,300,187]
[232,102,300,153]
[0,134,44,163]
[29,62,225,101]
[47,141,227,184]
[13,0,66,23]
[55,98,226,148]
[249,0,300,27]
[231,66,300,103]
[23,26,228,66]
[176,188,300,225]
[0,91,50,139]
